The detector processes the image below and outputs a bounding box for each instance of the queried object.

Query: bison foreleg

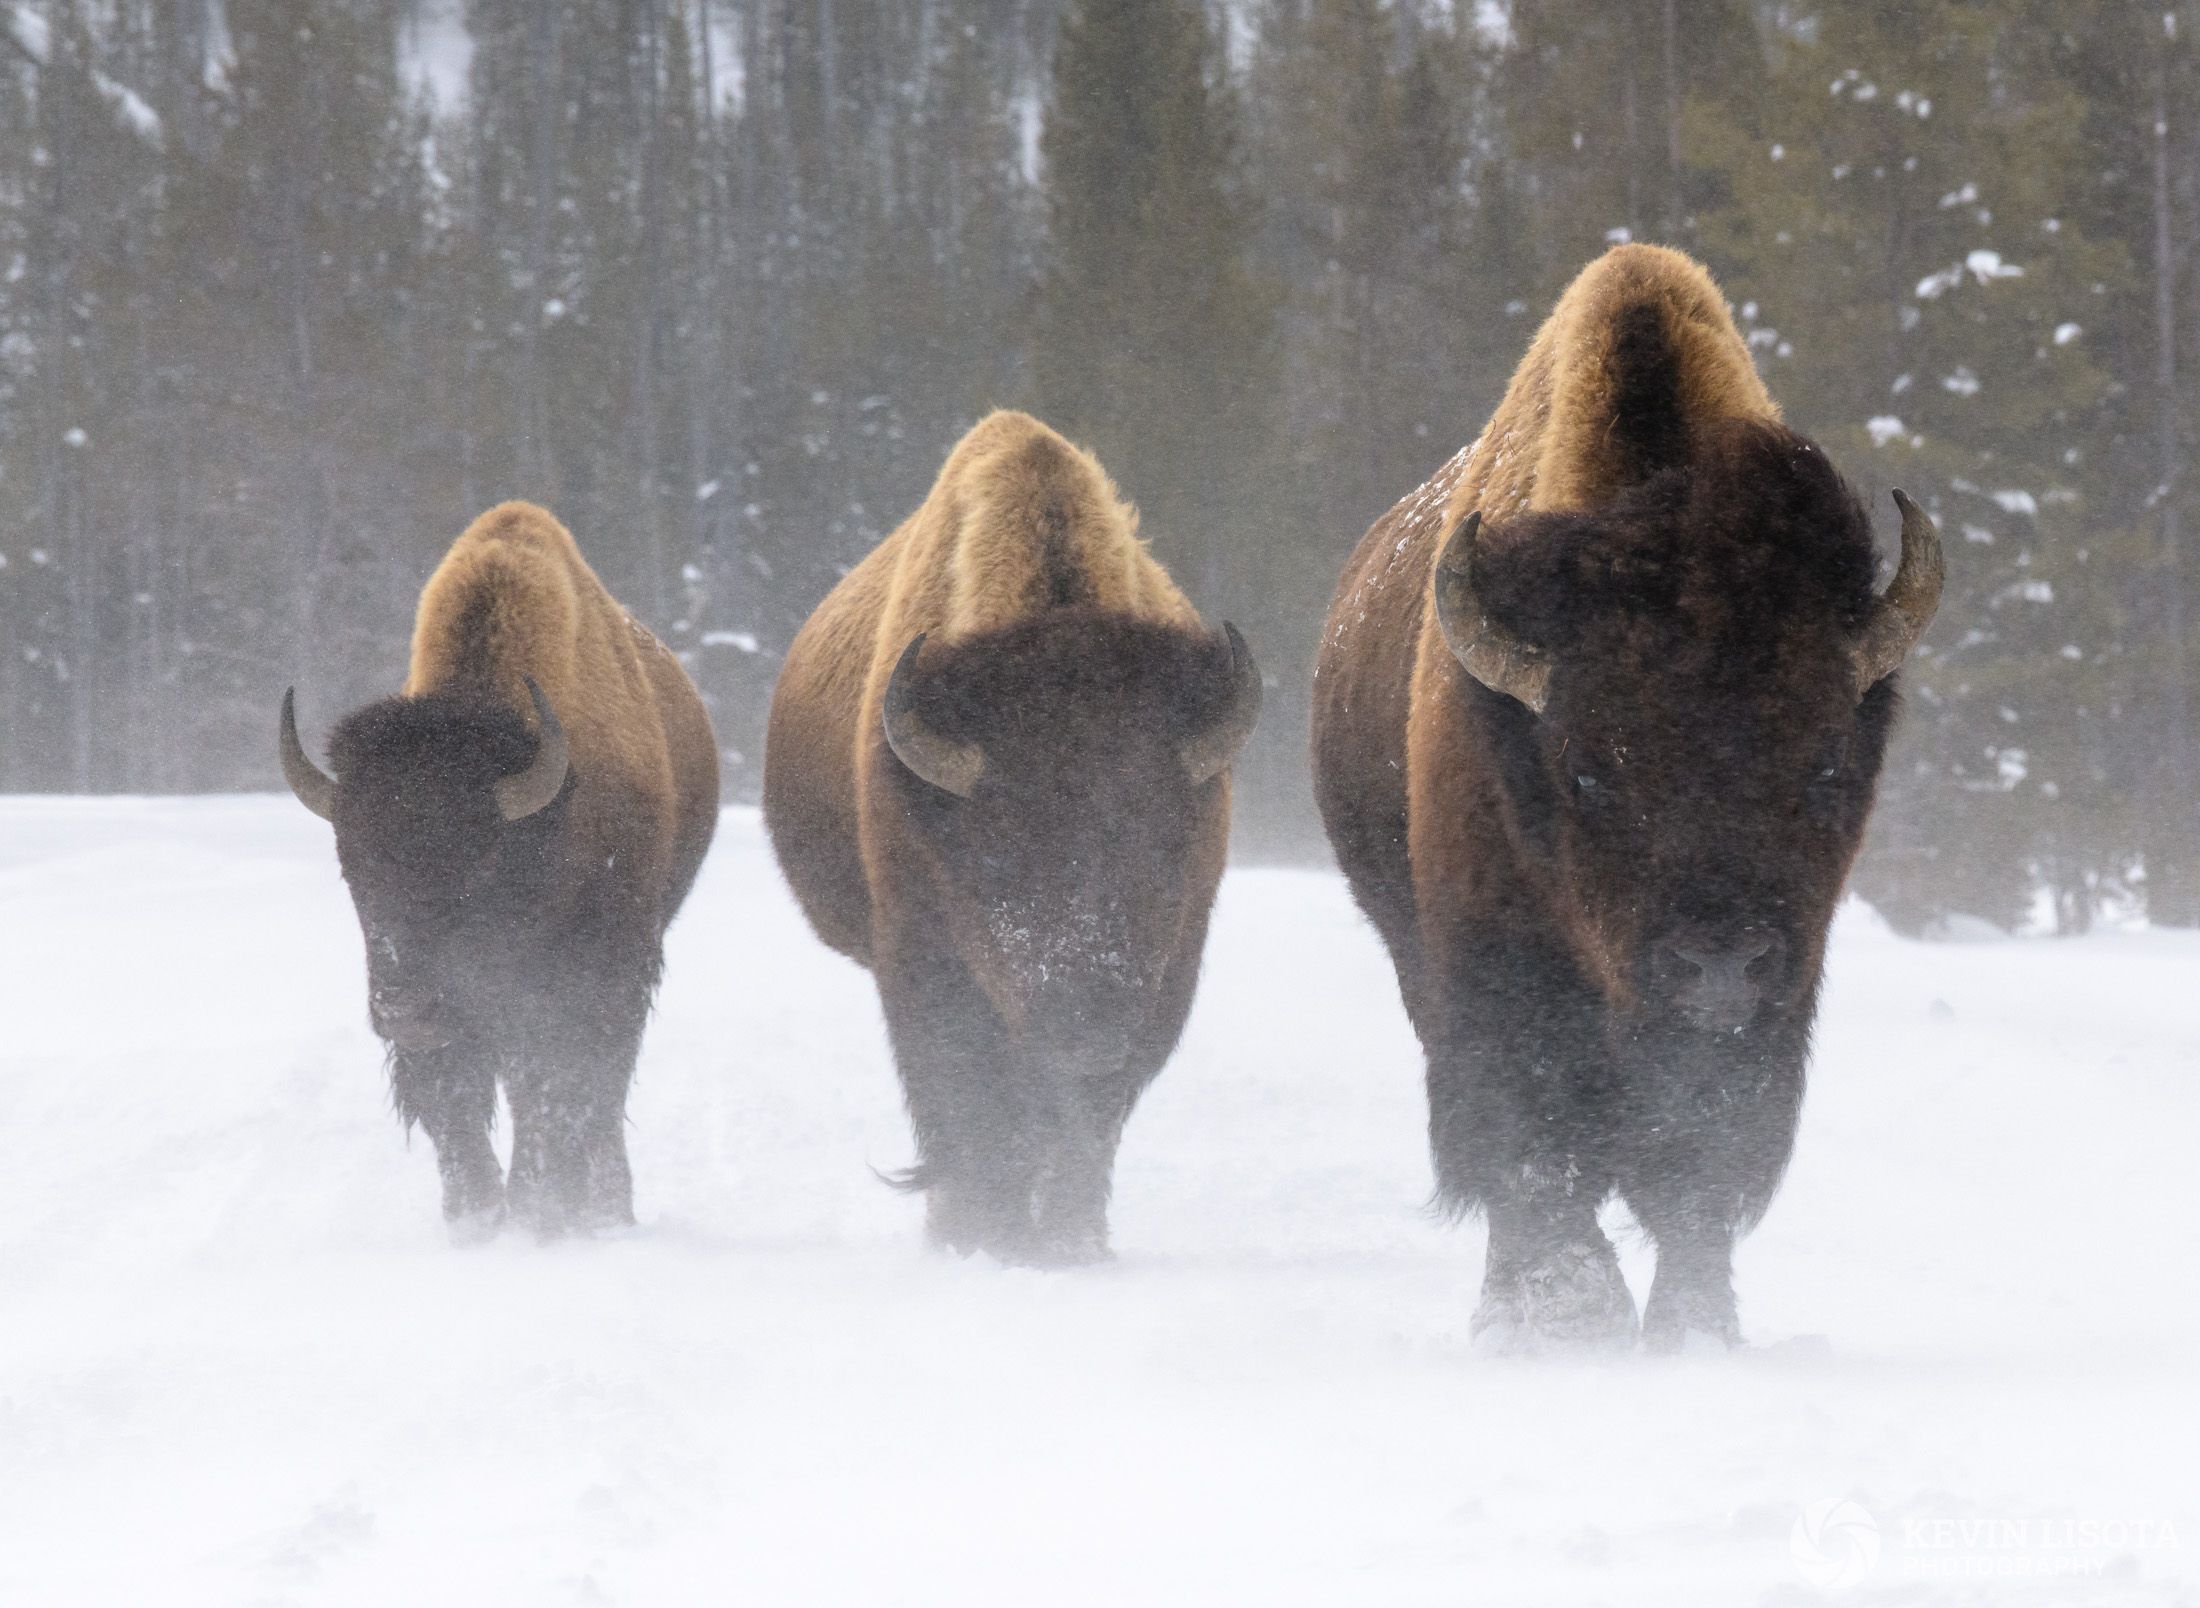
[915,1068,1052,1267]
[389,1043,504,1242]
[1617,1022,1808,1352]
[879,953,1082,1265]
[1623,1154,1747,1350]
[1425,928,1636,1352]
[1470,1188,1637,1355]
[504,994,646,1238]
[1024,1075,1138,1267]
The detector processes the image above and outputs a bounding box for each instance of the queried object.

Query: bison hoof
[934,1228,1114,1271]
[510,1200,636,1242]
[445,1201,506,1247]
[1641,1287,1742,1355]
[1027,1233,1113,1270]
[925,1203,1113,1269]
[573,1201,640,1237]
[1473,1240,1639,1355]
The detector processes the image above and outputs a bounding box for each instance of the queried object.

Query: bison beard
[1313,247,1942,1352]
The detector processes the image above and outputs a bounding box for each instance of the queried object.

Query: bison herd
[280,245,1942,1354]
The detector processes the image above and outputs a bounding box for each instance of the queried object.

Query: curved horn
[1433,511,1553,714]
[278,687,336,821]
[1180,622,1262,786]
[882,634,985,798]
[494,676,571,821]
[1849,489,1946,697]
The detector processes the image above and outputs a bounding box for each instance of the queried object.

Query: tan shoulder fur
[1443,244,1777,530]
[882,410,1198,645]
[760,412,1202,965]
[404,500,673,802]
[405,501,592,705]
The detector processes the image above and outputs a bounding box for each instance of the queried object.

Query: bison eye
[1572,772,1610,808]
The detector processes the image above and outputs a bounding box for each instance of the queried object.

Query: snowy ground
[2,796,2195,1606]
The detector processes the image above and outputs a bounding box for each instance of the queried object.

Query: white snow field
[2,796,2195,1607]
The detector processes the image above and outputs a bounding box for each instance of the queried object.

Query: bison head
[1433,422,1942,1034]
[280,680,570,1050]
[878,610,1258,1069]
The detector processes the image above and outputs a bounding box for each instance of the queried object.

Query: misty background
[0,0,2195,933]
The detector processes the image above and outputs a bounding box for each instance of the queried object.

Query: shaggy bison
[281,501,718,1238]
[1312,245,1943,1351]
[764,411,1259,1266]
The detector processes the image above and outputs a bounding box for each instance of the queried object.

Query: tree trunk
[1620,4,1641,239]
[1662,0,1681,238]
[522,1,557,489]
[635,0,671,625]
[2147,28,2198,923]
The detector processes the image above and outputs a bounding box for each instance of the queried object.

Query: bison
[1311,245,1943,1351]
[764,410,1260,1267]
[280,501,719,1238]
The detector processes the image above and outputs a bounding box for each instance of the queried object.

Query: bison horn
[278,687,336,821]
[1848,490,1946,697]
[882,634,985,798]
[1180,622,1262,786]
[1433,511,1553,715]
[495,676,571,821]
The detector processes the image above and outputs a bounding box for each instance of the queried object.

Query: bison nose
[1656,929,1784,1033]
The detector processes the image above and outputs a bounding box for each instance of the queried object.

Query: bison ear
[1180,622,1261,786]
[1433,511,1554,715]
[882,634,985,798]
[278,687,336,821]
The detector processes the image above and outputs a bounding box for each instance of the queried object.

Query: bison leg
[915,1060,1131,1269]
[877,953,1061,1264]
[1635,1226,1740,1352]
[506,1057,637,1238]
[1470,1193,1636,1355]
[1624,1158,1746,1351]
[504,996,646,1238]
[1426,927,1637,1352]
[1618,1025,1807,1352]
[914,1094,1049,1266]
[389,1042,504,1241]
[909,1062,1049,1266]
[1024,1074,1141,1267]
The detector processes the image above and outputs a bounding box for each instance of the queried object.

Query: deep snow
[1,797,2194,1606]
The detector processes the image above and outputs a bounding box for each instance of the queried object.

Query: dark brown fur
[763,414,1240,1266]
[306,502,718,1237]
[1312,247,1900,1349]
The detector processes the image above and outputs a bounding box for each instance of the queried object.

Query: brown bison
[1312,246,1943,1351]
[280,501,719,1238]
[764,411,1260,1267]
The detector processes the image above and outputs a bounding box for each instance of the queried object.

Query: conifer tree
[1033,0,1277,604]
[1670,1,2130,927]
[1034,0,1311,844]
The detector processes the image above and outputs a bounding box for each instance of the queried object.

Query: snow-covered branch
[5,2,163,153]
